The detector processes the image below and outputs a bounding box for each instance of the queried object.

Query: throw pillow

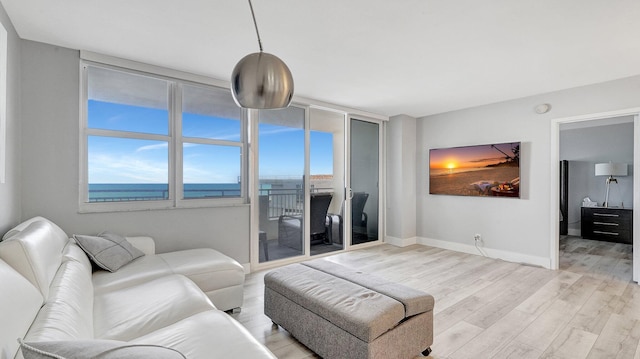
[19,339,186,359]
[73,231,144,272]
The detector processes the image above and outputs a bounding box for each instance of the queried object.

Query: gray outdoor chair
[278,192,333,251]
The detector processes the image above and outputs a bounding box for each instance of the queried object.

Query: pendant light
[231,0,294,109]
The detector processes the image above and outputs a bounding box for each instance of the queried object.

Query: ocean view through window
[88,183,241,202]
[82,62,245,209]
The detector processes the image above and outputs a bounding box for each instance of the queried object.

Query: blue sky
[88,100,333,184]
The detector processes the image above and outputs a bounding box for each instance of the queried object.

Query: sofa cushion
[19,339,185,359]
[92,255,173,294]
[130,310,277,359]
[2,216,66,241]
[73,231,144,272]
[93,274,215,341]
[25,257,95,343]
[0,259,44,359]
[92,248,246,311]
[125,236,156,256]
[0,221,70,298]
[158,248,245,295]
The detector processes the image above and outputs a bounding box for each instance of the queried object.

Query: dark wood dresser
[581,207,633,244]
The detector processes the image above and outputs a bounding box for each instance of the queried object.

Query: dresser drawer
[581,207,633,244]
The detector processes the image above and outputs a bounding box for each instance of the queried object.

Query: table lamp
[595,162,628,208]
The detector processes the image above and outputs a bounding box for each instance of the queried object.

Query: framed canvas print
[429,142,520,198]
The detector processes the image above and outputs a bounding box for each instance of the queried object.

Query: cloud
[259,127,301,136]
[89,153,167,183]
[136,143,168,152]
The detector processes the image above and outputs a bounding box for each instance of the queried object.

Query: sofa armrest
[125,236,156,255]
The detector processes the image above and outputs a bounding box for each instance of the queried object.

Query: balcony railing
[260,187,333,218]
[88,188,241,202]
[88,186,333,218]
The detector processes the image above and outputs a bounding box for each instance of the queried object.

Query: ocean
[429,167,492,176]
[89,183,241,202]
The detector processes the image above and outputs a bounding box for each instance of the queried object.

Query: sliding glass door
[257,106,306,262]
[310,108,345,255]
[253,110,382,265]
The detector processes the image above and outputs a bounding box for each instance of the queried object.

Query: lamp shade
[231,52,294,109]
[595,162,628,176]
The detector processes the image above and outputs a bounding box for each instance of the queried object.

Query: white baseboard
[384,236,417,247]
[417,237,551,269]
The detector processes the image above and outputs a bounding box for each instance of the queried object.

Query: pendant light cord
[247,0,264,52]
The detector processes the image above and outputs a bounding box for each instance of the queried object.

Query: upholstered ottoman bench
[264,259,434,359]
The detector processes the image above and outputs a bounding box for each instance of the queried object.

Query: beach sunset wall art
[429,142,521,198]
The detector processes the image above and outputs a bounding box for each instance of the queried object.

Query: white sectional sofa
[0,217,276,359]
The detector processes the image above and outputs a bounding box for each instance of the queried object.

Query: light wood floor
[230,236,636,359]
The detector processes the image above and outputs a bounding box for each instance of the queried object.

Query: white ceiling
[3,0,640,118]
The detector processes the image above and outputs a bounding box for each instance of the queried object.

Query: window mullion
[181,137,243,147]
[173,82,183,205]
[86,128,170,142]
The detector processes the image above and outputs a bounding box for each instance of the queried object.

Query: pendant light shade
[231,52,293,109]
[231,0,294,109]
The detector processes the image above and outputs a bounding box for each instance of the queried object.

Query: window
[181,84,242,200]
[81,63,244,211]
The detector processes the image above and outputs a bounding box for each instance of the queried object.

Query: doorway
[558,117,634,276]
[551,109,640,282]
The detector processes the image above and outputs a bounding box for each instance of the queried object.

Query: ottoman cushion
[302,259,434,317]
[264,264,405,342]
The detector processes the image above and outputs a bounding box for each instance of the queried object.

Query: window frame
[79,60,247,213]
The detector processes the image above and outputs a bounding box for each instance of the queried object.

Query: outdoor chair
[278,192,333,251]
[328,191,369,245]
[351,192,369,243]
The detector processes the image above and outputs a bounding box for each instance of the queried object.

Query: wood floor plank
[490,341,544,359]
[449,308,536,359]
[540,326,598,359]
[516,271,581,316]
[586,313,640,359]
[568,289,623,335]
[464,269,557,329]
[512,299,579,351]
[432,321,484,358]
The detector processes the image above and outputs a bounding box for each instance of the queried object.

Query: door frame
[550,107,640,282]
[346,115,386,249]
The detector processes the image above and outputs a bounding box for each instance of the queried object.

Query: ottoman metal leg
[422,347,432,356]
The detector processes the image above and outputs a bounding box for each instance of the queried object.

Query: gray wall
[560,120,634,234]
[386,114,417,240]
[417,75,640,262]
[0,6,21,235]
[19,40,250,263]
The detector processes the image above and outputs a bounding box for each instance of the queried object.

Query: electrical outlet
[474,234,481,242]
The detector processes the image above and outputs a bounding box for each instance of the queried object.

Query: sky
[429,142,519,170]
[87,100,334,184]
